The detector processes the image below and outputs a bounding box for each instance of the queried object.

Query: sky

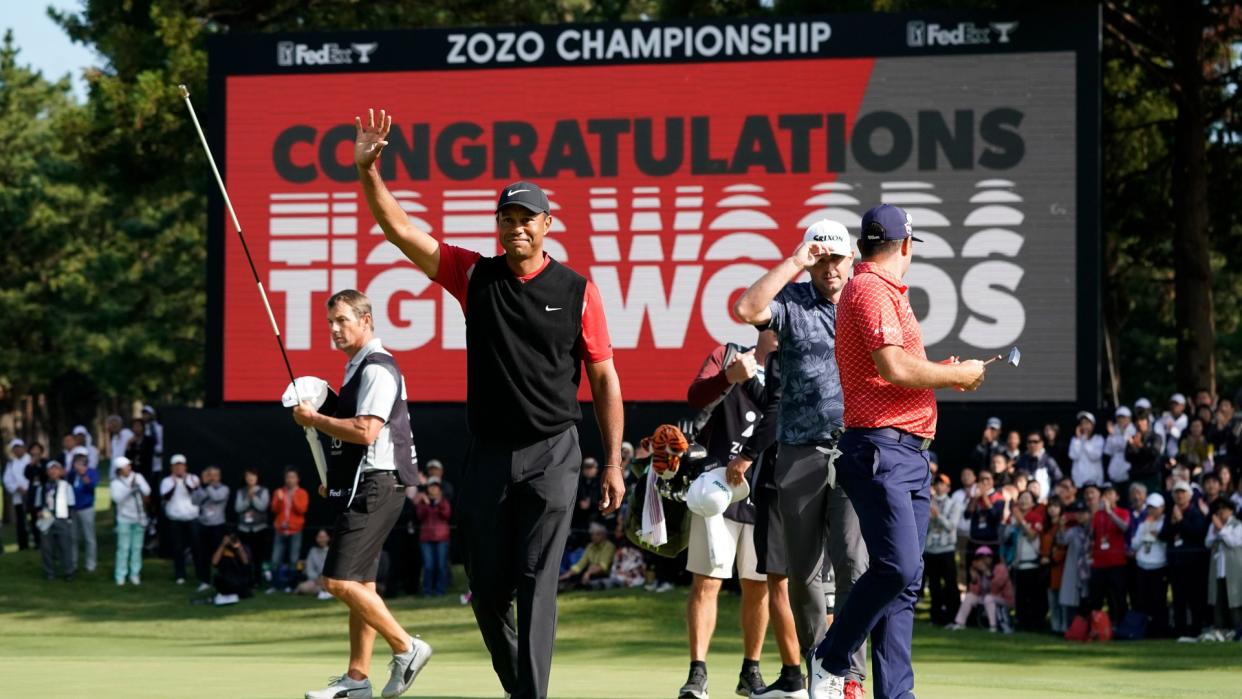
[2,1,97,101]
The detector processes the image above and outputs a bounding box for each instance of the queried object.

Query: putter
[177,84,329,490]
[983,346,1022,367]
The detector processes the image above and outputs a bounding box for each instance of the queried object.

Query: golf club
[983,346,1022,367]
[177,84,329,489]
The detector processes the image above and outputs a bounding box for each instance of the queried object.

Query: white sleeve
[138,474,151,497]
[355,364,399,421]
[160,477,173,496]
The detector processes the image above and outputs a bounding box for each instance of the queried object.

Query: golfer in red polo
[810,205,985,699]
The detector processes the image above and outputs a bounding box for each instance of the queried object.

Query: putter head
[1006,346,1021,367]
[178,84,190,98]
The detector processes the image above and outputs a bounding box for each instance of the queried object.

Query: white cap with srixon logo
[802,219,853,257]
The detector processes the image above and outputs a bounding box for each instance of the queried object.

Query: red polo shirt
[835,261,938,438]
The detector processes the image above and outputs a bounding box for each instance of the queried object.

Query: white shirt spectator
[110,472,151,524]
[1105,423,1136,483]
[1131,518,1167,570]
[1069,434,1105,487]
[1207,518,1242,579]
[926,492,962,555]
[1155,411,1188,459]
[108,428,135,478]
[951,484,975,537]
[4,452,31,497]
[160,473,201,521]
[48,478,75,518]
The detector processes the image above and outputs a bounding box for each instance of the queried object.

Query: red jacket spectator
[1091,505,1131,569]
[416,496,452,543]
[271,485,309,536]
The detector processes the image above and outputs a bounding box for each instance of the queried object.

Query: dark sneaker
[679,665,709,699]
[750,673,809,698]
[736,666,766,697]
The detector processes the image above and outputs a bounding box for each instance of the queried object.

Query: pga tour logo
[277,41,378,66]
[906,21,1018,47]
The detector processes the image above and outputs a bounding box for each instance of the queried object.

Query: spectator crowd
[3,389,1241,638]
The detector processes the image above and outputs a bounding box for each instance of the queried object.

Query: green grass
[2,492,1240,698]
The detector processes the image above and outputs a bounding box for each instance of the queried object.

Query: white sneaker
[381,636,433,697]
[129,575,141,586]
[808,662,844,699]
[196,582,213,592]
[945,623,965,631]
[306,674,372,699]
[213,593,240,606]
[175,578,186,585]
[116,579,125,587]
[317,590,334,601]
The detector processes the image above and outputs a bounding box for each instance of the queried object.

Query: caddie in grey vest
[293,289,432,699]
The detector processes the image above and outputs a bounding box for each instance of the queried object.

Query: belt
[361,470,397,480]
[851,427,933,452]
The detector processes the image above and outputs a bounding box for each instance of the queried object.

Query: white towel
[639,467,667,547]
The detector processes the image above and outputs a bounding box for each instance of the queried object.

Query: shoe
[988,626,998,633]
[459,592,472,605]
[808,662,844,699]
[736,667,765,697]
[381,636,433,698]
[655,581,675,593]
[129,575,141,585]
[843,680,865,699]
[196,582,213,592]
[306,674,372,699]
[116,579,125,587]
[945,623,965,631]
[175,577,186,585]
[679,665,709,699]
[213,593,240,606]
[317,590,334,601]
[749,672,808,698]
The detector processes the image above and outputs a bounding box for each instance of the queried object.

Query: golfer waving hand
[355,109,625,699]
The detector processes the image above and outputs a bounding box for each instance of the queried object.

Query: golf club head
[1006,346,1021,367]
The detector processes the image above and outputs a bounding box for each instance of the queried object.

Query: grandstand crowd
[3,388,1241,641]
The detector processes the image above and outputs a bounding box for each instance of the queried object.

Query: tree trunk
[1169,1,1216,396]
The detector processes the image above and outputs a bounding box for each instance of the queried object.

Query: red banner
[223,59,877,401]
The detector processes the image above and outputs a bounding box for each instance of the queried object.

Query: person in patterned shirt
[735,219,870,694]
[808,204,985,699]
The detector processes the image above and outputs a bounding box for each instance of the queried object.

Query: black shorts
[323,471,405,582]
[753,483,788,577]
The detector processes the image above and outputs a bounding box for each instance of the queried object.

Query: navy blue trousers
[815,430,931,699]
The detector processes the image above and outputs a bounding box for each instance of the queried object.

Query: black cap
[495,181,550,214]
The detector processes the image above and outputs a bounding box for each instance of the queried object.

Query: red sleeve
[432,243,483,311]
[293,488,309,515]
[270,490,282,513]
[849,276,905,353]
[579,280,613,364]
[687,345,731,409]
[438,499,452,519]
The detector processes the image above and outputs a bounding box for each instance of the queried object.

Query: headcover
[644,424,689,481]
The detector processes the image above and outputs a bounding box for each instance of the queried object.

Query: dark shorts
[753,483,788,577]
[323,471,405,582]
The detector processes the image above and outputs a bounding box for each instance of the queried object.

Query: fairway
[2,515,1239,699]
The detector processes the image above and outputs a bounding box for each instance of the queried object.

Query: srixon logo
[906,21,1018,48]
[277,41,378,66]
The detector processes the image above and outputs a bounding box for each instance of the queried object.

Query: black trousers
[237,529,271,584]
[924,550,959,626]
[1170,552,1210,635]
[1135,567,1169,637]
[165,519,194,580]
[459,427,580,699]
[1014,566,1048,631]
[1088,565,1129,625]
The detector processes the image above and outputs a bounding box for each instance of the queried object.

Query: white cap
[8,438,24,450]
[142,404,156,414]
[1076,411,1096,425]
[1171,480,1193,494]
[70,446,89,458]
[72,425,88,436]
[281,376,333,410]
[1135,398,1152,410]
[113,456,132,470]
[686,470,751,568]
[1115,406,1132,418]
[802,219,853,257]
[1145,493,1165,508]
[1169,393,1186,405]
[170,454,187,465]
[986,417,1002,430]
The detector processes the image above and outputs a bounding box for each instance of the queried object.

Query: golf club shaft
[178,84,300,396]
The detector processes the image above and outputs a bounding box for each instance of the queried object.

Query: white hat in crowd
[1145,493,1165,509]
[986,417,1002,430]
[1171,481,1193,494]
[1076,411,1096,425]
[1169,393,1186,405]
[1135,397,1152,410]
[170,454,187,465]
[113,456,132,471]
[8,438,24,450]
[1115,406,1132,418]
